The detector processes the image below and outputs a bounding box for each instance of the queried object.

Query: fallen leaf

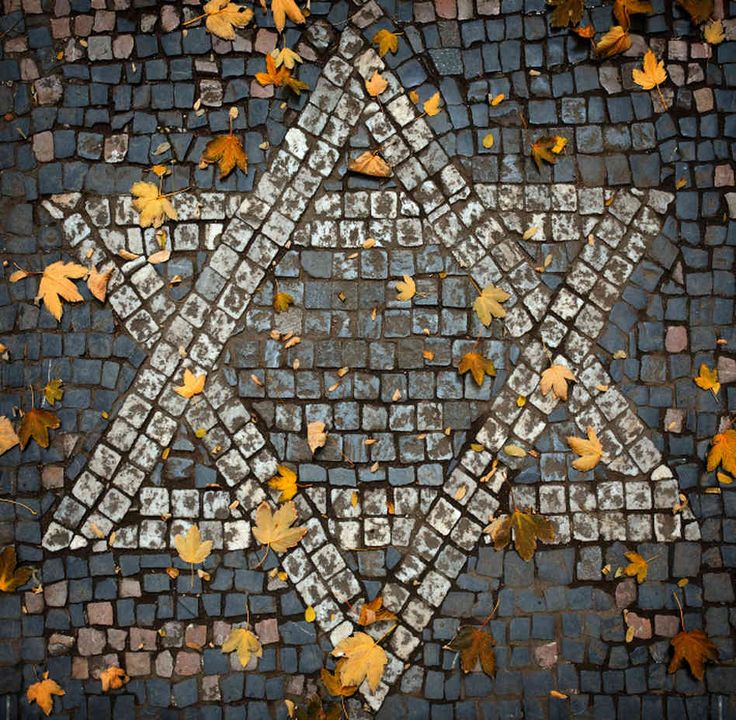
[473,284,510,325]
[23,261,88,321]
[613,0,653,28]
[573,23,596,37]
[321,662,358,697]
[274,291,294,312]
[174,525,213,565]
[0,417,20,456]
[567,426,603,471]
[305,606,316,622]
[668,628,718,680]
[530,135,567,172]
[547,0,584,27]
[522,226,539,240]
[623,551,648,583]
[395,275,416,301]
[332,632,388,693]
[0,546,32,592]
[270,0,306,33]
[707,429,736,476]
[595,25,632,58]
[372,28,399,56]
[44,379,64,406]
[131,181,178,229]
[704,18,725,43]
[27,675,65,716]
[458,351,496,387]
[87,265,113,302]
[693,363,720,396]
[423,92,442,117]
[252,501,307,554]
[485,508,556,561]
[175,369,206,398]
[348,150,391,178]
[539,365,575,401]
[358,596,397,627]
[271,46,302,68]
[445,626,495,675]
[200,134,247,179]
[633,49,667,90]
[717,472,733,485]
[222,627,263,667]
[202,0,254,39]
[550,690,569,699]
[503,444,527,458]
[284,74,309,95]
[147,249,171,265]
[19,408,60,450]
[365,71,388,97]
[482,132,494,149]
[675,0,713,24]
[269,465,298,502]
[490,93,505,105]
[255,54,290,88]
[307,421,327,454]
[100,666,129,692]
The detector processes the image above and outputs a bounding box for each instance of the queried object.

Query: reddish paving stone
[125,652,152,676]
[185,624,207,648]
[654,614,681,637]
[107,628,128,651]
[72,657,89,680]
[129,627,158,651]
[665,326,688,352]
[155,650,174,678]
[24,591,44,614]
[174,651,202,676]
[435,0,457,18]
[42,466,64,489]
[615,578,637,608]
[625,612,653,639]
[44,580,68,607]
[87,601,113,626]
[77,628,106,656]
[533,642,558,669]
[255,618,279,645]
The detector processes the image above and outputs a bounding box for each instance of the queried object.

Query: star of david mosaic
[39,3,701,709]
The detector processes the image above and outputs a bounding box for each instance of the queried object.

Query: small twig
[655,84,668,113]
[672,590,686,631]
[375,623,398,646]
[0,498,38,515]
[252,544,270,569]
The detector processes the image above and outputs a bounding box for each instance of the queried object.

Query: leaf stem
[655,84,668,113]
[160,186,191,199]
[29,384,35,410]
[375,622,398,646]
[0,498,38,515]
[672,589,686,631]
[182,13,208,26]
[252,544,270,569]
[479,597,501,629]
[468,276,483,295]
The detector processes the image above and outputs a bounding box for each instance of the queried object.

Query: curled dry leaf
[365,70,388,97]
[19,407,60,450]
[485,508,556,561]
[175,369,206,398]
[200,134,247,179]
[174,524,213,565]
[623,551,649,583]
[87,265,113,302]
[273,291,294,313]
[539,364,575,401]
[0,416,20,456]
[704,19,725,44]
[445,626,495,676]
[595,25,632,58]
[131,181,178,229]
[358,596,397,626]
[566,426,603,471]
[372,28,399,56]
[307,420,327,454]
[100,666,129,692]
[693,363,720,396]
[202,0,254,39]
[458,351,496,387]
[348,150,391,178]
[252,501,307,554]
[423,92,442,117]
[531,135,567,172]
[331,631,388,693]
[473,284,510,325]
[547,0,584,28]
[269,464,298,502]
[394,275,416,301]
[221,627,263,667]
[0,546,32,592]
[27,674,65,716]
[706,429,736,476]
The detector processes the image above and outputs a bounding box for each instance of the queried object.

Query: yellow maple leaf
[595,25,632,58]
[273,291,294,312]
[693,363,720,396]
[175,369,206,398]
[269,465,298,502]
[539,365,575,401]
[19,407,60,450]
[307,420,327,454]
[372,28,399,56]
[11,261,88,321]
[473,284,510,325]
[623,551,649,583]
[395,275,416,301]
[0,417,20,456]
[365,70,388,97]
[201,0,253,39]
[221,627,263,667]
[100,666,129,692]
[485,508,556,561]
[707,429,736,476]
[332,632,388,693]
[252,501,307,554]
[44,379,64,406]
[87,265,113,302]
[632,49,667,90]
[27,674,65,716]
[131,181,178,229]
[567,426,603,471]
[174,524,213,565]
[458,351,496,387]
[321,661,359,697]
[271,46,302,69]
[270,0,306,33]
[704,18,725,44]
[200,134,247,179]
[0,546,32,592]
[256,53,291,87]
[423,91,442,117]
[348,150,392,177]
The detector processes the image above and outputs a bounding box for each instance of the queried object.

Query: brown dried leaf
[19,408,60,450]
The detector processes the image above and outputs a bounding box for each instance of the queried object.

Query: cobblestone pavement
[1,0,735,717]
